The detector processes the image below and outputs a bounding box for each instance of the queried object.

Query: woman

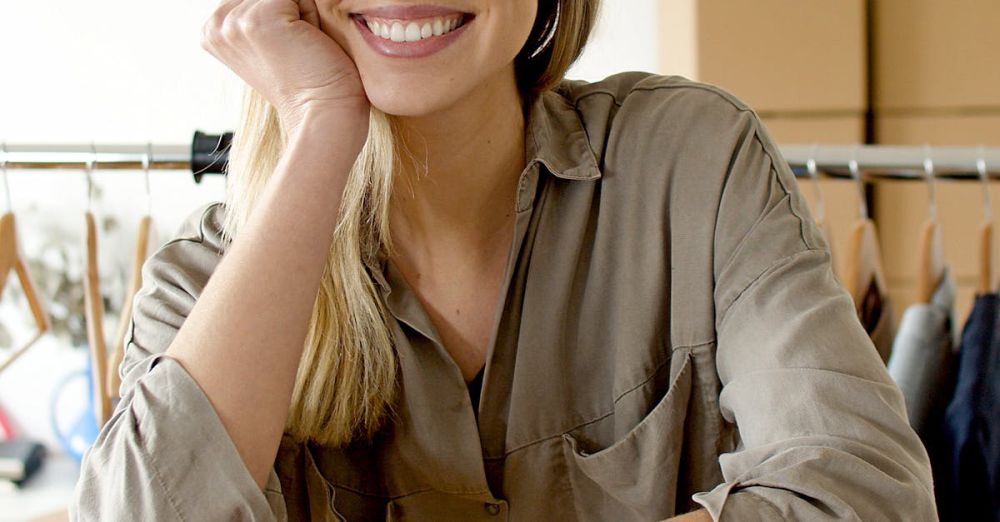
[73,0,936,520]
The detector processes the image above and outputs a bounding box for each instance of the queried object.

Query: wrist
[283,103,370,147]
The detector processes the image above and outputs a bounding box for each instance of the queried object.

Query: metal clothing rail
[2,134,999,181]
[0,132,233,183]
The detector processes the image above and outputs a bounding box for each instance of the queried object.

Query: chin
[358,71,468,117]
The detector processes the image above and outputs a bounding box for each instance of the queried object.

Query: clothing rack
[2,134,1000,181]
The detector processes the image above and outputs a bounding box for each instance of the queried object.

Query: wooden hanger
[0,148,50,376]
[106,214,152,398]
[979,222,993,294]
[976,153,994,294]
[89,147,157,418]
[915,153,945,304]
[843,159,888,309]
[845,218,889,308]
[84,209,112,426]
[0,212,50,375]
[106,148,156,400]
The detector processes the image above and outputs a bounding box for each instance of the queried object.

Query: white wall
[566,0,661,81]
[0,1,660,450]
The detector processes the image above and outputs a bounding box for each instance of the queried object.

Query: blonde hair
[222,0,601,446]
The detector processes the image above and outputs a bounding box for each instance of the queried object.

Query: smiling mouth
[351,13,472,42]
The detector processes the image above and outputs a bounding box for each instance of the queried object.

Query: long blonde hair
[222,0,601,446]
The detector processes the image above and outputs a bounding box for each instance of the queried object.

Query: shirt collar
[523,87,603,181]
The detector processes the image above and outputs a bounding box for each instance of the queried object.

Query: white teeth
[404,22,420,42]
[390,22,405,42]
[367,15,463,41]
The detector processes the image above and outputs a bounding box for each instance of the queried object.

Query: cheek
[483,1,539,65]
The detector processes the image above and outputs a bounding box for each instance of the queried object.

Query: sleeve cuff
[127,354,279,520]
[692,482,785,521]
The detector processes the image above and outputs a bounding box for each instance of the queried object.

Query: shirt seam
[730,490,786,521]
[565,77,755,115]
[135,390,189,521]
[748,126,817,251]
[158,201,221,252]
[717,248,824,330]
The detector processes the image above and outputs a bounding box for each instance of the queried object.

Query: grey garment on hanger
[888,268,958,437]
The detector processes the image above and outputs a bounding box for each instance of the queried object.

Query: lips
[350,6,474,58]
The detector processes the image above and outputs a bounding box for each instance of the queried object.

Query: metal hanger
[0,142,51,376]
[807,144,838,275]
[844,149,887,308]
[107,143,156,399]
[82,144,112,425]
[915,146,946,304]
[976,147,994,294]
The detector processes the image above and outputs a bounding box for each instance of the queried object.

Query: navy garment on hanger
[937,293,1000,521]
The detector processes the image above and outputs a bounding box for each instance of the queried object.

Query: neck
[388,67,526,260]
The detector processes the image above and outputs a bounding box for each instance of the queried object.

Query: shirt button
[484,502,501,516]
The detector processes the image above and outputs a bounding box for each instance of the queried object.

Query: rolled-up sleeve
[692,114,936,520]
[71,203,284,521]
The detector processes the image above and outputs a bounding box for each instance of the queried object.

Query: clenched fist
[201,0,369,137]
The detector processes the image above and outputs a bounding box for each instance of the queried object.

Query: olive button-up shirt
[72,72,936,521]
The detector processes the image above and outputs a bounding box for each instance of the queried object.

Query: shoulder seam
[159,201,224,252]
[748,122,817,251]
[564,77,755,114]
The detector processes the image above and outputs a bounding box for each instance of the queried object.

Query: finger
[297,0,321,27]
[208,0,245,27]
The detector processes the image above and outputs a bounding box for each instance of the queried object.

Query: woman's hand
[201,0,369,138]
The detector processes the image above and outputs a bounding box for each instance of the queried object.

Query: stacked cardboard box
[872,0,1000,324]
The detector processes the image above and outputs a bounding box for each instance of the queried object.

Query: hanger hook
[849,145,868,221]
[143,142,153,216]
[806,143,826,223]
[85,142,97,213]
[923,144,938,223]
[978,145,993,224]
[0,142,10,214]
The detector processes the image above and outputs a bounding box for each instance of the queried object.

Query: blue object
[50,358,100,462]
[937,293,1000,521]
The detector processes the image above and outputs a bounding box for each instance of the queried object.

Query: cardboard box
[762,115,865,144]
[873,0,1000,111]
[876,114,1000,146]
[660,0,867,114]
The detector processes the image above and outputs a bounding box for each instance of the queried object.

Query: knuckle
[220,18,243,40]
[235,16,259,34]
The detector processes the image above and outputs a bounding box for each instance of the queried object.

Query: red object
[0,403,13,440]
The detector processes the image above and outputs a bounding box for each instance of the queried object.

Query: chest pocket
[561,349,694,521]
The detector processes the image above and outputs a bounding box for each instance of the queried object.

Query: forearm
[665,509,711,522]
[166,111,364,488]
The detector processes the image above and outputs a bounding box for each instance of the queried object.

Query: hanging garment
[860,276,896,363]
[887,267,957,437]
[936,293,1000,522]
